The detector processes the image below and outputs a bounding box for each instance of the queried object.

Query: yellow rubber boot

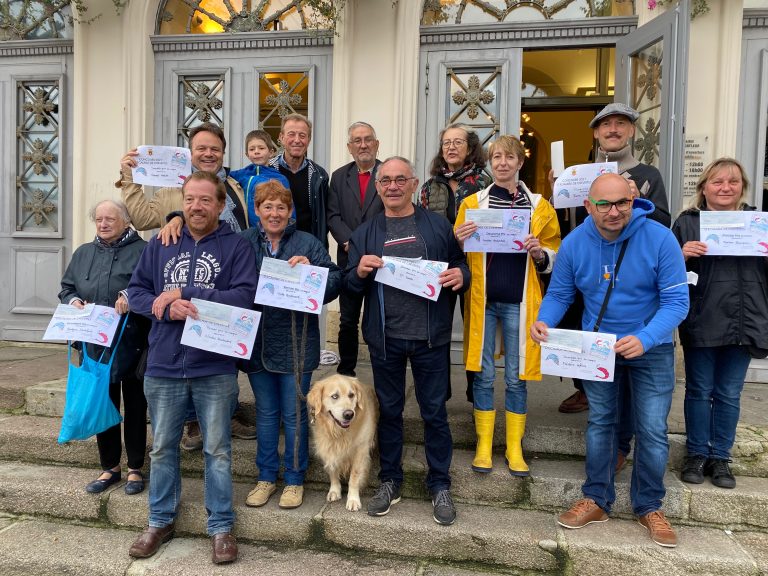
[505,411,530,477]
[471,409,496,473]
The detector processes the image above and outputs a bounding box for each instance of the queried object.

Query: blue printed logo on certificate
[375,256,448,301]
[540,329,616,382]
[255,257,329,315]
[43,303,121,345]
[463,208,531,253]
[701,210,768,256]
[181,299,260,359]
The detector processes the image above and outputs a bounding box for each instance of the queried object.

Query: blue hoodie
[229,164,292,226]
[538,198,688,353]
[127,222,258,379]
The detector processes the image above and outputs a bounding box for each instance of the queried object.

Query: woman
[241,181,341,509]
[420,123,491,401]
[674,158,768,489]
[59,199,150,494]
[455,135,560,476]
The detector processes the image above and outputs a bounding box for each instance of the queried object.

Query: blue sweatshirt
[229,164,292,226]
[127,222,258,379]
[537,198,689,353]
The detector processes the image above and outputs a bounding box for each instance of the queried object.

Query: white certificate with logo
[254,257,329,315]
[180,298,261,359]
[540,329,617,382]
[700,210,768,256]
[131,145,192,188]
[43,304,121,346]
[463,208,531,253]
[553,162,618,208]
[374,256,448,302]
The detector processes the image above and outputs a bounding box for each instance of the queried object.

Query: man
[557,103,671,418]
[343,157,469,526]
[327,121,384,377]
[126,171,258,564]
[531,173,688,548]
[269,113,330,247]
[118,122,256,448]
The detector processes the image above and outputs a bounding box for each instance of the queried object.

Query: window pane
[629,40,663,167]
[259,72,310,144]
[177,75,225,147]
[446,68,501,146]
[523,48,615,98]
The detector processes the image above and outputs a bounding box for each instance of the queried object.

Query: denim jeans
[248,370,311,486]
[582,343,674,516]
[473,302,527,414]
[144,374,238,535]
[683,345,751,460]
[370,338,452,493]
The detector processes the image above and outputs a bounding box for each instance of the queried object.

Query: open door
[615,1,689,216]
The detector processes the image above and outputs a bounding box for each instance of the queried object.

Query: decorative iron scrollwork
[452,75,495,120]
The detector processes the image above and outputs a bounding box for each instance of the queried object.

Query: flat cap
[589,103,640,128]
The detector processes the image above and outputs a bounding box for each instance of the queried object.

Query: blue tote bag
[58,316,128,444]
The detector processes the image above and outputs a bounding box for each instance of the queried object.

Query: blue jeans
[473,302,526,414]
[144,374,239,535]
[248,371,311,486]
[582,344,674,516]
[683,345,750,460]
[370,338,452,493]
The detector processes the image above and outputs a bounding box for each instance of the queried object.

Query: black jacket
[673,207,768,348]
[343,205,470,356]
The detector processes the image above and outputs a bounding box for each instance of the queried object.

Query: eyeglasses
[588,196,633,214]
[349,137,376,147]
[377,176,417,188]
[441,138,467,149]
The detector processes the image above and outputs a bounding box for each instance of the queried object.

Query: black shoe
[124,470,145,495]
[85,469,121,494]
[680,455,707,484]
[367,480,401,516]
[706,458,736,489]
[431,489,456,526]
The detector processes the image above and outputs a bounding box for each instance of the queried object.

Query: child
[230,130,292,226]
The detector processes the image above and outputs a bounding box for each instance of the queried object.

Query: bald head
[585,173,634,241]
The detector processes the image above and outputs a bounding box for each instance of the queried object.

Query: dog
[306,374,378,511]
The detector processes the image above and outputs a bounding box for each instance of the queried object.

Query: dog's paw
[327,489,341,502]
[346,497,361,511]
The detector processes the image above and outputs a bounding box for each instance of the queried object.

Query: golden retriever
[306,375,378,511]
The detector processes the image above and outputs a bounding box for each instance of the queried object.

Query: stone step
[0,461,765,576]
[1,415,767,528]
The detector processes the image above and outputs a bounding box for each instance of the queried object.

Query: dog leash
[290,310,308,471]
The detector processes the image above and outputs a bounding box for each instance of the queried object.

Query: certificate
[131,145,192,188]
[540,329,617,382]
[463,208,531,253]
[43,304,121,346]
[180,298,261,359]
[553,162,618,208]
[254,257,329,315]
[374,256,448,302]
[700,210,768,256]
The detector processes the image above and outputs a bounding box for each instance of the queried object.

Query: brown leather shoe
[557,498,608,529]
[558,390,588,413]
[128,524,175,558]
[638,510,677,548]
[211,532,238,564]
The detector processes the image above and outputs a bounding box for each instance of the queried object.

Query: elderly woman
[674,158,768,489]
[59,199,150,494]
[241,181,341,510]
[455,135,560,476]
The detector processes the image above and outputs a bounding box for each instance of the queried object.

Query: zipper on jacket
[181,239,202,378]
[417,225,433,349]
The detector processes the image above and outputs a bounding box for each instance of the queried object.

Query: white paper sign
[180,298,261,359]
[700,211,768,256]
[551,140,565,177]
[43,304,121,346]
[540,329,617,382]
[374,256,448,301]
[131,145,192,188]
[553,162,618,208]
[254,257,329,315]
[463,208,531,253]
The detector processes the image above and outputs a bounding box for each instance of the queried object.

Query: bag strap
[593,238,629,333]
[101,314,130,366]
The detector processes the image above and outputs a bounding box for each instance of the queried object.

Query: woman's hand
[158,216,184,247]
[524,233,544,263]
[682,240,707,261]
[115,295,129,315]
[454,221,477,248]
[71,299,86,310]
[287,255,310,267]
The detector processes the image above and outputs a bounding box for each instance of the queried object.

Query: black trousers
[337,289,365,376]
[96,376,148,471]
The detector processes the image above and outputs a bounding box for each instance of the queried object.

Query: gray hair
[347,121,377,141]
[89,199,131,225]
[380,156,416,178]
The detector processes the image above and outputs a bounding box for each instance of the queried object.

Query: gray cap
[589,103,640,128]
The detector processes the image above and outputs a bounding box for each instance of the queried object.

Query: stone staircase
[1,342,767,575]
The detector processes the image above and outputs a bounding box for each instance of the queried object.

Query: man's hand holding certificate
[463,208,531,253]
[180,298,260,359]
[553,162,618,208]
[540,328,617,382]
[43,303,121,345]
[700,210,768,256]
[374,256,449,301]
[254,257,329,314]
[131,145,192,188]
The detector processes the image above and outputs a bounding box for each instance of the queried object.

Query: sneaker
[431,489,456,526]
[638,510,677,548]
[558,390,588,413]
[180,421,203,451]
[230,418,257,440]
[278,485,304,509]
[705,458,736,489]
[367,480,401,517]
[680,454,707,484]
[557,498,608,529]
[245,481,276,507]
